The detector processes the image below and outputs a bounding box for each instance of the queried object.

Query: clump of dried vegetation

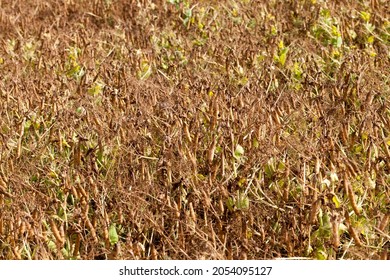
[0,0,389,260]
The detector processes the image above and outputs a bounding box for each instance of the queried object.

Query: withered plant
[0,0,389,259]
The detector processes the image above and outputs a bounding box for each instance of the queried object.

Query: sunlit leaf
[332,195,341,208]
[360,11,371,22]
[109,223,119,245]
[330,171,338,182]
[278,48,288,66]
[234,144,244,159]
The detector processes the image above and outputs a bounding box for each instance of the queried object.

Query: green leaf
[253,138,259,148]
[109,224,119,245]
[234,144,245,159]
[264,160,275,179]
[237,191,249,210]
[88,81,104,97]
[226,197,235,211]
[47,240,57,252]
[278,48,288,66]
[335,36,342,48]
[293,62,303,80]
[277,161,286,171]
[137,60,152,80]
[316,248,328,260]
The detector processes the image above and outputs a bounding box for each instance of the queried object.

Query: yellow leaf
[278,40,284,49]
[359,11,371,22]
[367,36,374,44]
[332,195,341,208]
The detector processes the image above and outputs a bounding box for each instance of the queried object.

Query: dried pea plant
[0,0,389,259]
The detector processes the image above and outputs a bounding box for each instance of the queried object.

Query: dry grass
[0,0,389,259]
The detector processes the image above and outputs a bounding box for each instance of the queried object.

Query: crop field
[0,0,389,260]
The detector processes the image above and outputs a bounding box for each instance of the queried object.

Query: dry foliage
[0,0,389,259]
